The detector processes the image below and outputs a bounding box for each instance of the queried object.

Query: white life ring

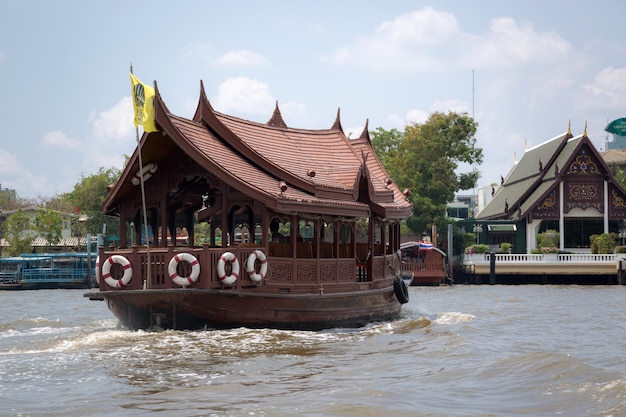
[245,249,267,283]
[168,252,200,287]
[131,162,157,185]
[216,252,239,286]
[102,255,132,288]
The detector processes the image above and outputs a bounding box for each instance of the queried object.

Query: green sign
[605,118,626,136]
[107,234,120,241]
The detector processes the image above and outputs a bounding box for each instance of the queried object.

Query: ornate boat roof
[104,81,413,219]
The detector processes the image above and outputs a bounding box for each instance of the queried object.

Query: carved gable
[563,145,605,213]
[531,188,559,219]
[564,146,604,177]
[609,184,626,219]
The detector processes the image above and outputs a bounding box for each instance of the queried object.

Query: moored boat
[400,241,449,286]
[0,253,95,290]
[84,79,414,330]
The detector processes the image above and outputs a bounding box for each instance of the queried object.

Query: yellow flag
[130,73,158,132]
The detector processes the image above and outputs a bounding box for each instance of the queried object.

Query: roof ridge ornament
[568,119,572,136]
[358,119,371,143]
[583,120,588,138]
[331,107,344,134]
[267,101,287,128]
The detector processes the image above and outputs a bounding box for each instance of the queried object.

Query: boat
[0,252,96,290]
[399,241,449,286]
[84,80,414,330]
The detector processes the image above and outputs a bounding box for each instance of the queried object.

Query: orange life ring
[102,255,132,288]
[245,249,267,283]
[216,252,239,286]
[131,162,157,185]
[168,252,200,287]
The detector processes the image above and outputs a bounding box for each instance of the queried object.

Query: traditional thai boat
[399,241,449,286]
[84,80,414,330]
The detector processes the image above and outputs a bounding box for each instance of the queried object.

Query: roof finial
[567,119,572,136]
[358,119,371,143]
[267,101,287,128]
[583,120,588,137]
[331,107,344,133]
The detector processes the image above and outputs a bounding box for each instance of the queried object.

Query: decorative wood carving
[531,189,559,219]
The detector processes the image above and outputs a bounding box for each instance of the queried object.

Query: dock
[458,253,626,285]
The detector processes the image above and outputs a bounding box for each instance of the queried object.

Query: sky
[1,0,625,199]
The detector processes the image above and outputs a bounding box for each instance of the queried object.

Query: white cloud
[279,101,307,121]
[405,109,429,125]
[41,130,81,149]
[82,97,137,174]
[216,49,269,66]
[0,148,48,196]
[212,77,275,115]
[182,41,214,59]
[0,148,22,176]
[460,17,572,70]
[403,100,468,126]
[332,7,457,71]
[89,97,135,141]
[429,99,469,114]
[583,66,626,109]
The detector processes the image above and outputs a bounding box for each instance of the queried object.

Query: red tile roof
[104,81,413,219]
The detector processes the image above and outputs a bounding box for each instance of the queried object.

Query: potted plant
[500,242,512,253]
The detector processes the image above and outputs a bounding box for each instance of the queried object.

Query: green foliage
[589,233,617,254]
[500,242,512,253]
[2,210,32,256]
[64,167,121,237]
[34,208,63,248]
[612,165,626,188]
[536,229,559,249]
[371,112,482,235]
[465,243,488,254]
[614,245,626,254]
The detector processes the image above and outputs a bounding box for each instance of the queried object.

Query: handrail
[464,253,621,264]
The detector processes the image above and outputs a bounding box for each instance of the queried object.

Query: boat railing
[401,261,443,272]
[98,244,396,291]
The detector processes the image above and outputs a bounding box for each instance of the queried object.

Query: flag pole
[131,64,152,289]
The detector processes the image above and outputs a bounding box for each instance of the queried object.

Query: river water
[0,286,624,417]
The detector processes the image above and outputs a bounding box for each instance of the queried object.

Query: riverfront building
[474,123,626,254]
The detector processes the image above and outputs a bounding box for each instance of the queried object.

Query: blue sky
[1,0,625,199]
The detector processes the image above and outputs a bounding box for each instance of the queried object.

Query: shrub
[540,246,558,254]
[464,243,489,254]
[536,230,559,248]
[499,242,512,253]
[590,233,617,254]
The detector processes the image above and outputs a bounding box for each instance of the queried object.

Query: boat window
[338,223,353,258]
[320,222,335,258]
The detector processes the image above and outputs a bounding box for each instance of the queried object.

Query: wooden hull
[84,286,402,330]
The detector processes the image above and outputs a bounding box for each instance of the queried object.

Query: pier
[459,253,626,285]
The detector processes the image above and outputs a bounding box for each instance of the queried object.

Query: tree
[371,112,483,235]
[2,210,32,256]
[34,208,63,249]
[64,167,121,237]
[370,127,404,168]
